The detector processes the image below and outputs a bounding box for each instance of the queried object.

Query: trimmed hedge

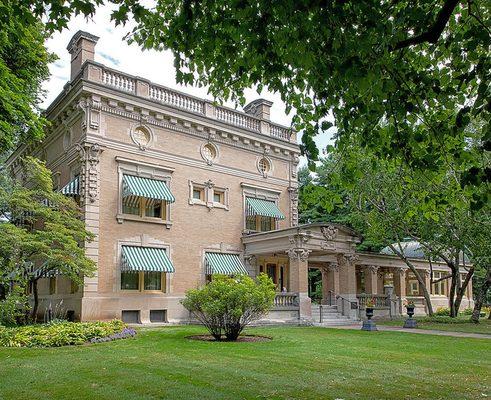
[0,320,128,347]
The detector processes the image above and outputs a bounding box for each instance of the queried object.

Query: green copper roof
[205,252,248,275]
[122,175,175,203]
[60,176,80,196]
[121,246,175,273]
[246,197,285,219]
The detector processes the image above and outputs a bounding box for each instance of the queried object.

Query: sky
[42,5,334,166]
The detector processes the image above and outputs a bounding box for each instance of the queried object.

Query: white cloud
[41,5,334,166]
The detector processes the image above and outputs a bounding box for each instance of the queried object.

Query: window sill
[116,214,172,229]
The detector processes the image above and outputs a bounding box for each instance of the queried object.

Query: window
[201,143,217,163]
[432,272,446,295]
[122,310,140,324]
[122,197,168,220]
[193,188,204,201]
[258,157,271,175]
[121,271,165,292]
[213,190,224,204]
[150,310,167,323]
[189,181,228,209]
[121,272,139,290]
[49,277,56,295]
[144,272,162,291]
[246,215,275,232]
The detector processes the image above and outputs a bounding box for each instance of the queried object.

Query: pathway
[326,323,491,339]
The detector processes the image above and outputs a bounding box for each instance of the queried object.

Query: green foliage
[0,319,125,347]
[0,1,54,153]
[181,274,275,341]
[0,286,30,326]
[0,157,96,320]
[9,1,490,201]
[434,307,451,317]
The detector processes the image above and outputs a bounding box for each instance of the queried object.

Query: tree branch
[393,0,459,50]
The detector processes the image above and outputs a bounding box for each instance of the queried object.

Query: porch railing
[357,294,390,309]
[273,292,299,308]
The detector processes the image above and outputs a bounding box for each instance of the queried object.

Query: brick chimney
[67,31,99,81]
[244,99,273,120]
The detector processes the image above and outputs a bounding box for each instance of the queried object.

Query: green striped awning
[246,197,285,220]
[60,176,80,196]
[205,252,248,275]
[121,246,175,273]
[122,175,175,203]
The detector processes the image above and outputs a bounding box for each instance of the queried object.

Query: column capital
[286,248,311,262]
[341,253,359,265]
[364,265,379,274]
[326,261,339,272]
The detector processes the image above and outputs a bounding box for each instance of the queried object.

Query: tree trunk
[454,268,474,315]
[388,244,433,316]
[30,279,39,322]
[448,270,458,317]
[471,267,491,323]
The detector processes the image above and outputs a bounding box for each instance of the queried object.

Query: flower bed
[0,320,134,347]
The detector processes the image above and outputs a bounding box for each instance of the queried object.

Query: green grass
[379,316,491,334]
[0,325,489,400]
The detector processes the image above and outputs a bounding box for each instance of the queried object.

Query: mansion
[6,31,474,324]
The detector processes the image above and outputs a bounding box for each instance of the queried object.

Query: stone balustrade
[273,292,299,308]
[81,62,295,143]
[357,294,390,309]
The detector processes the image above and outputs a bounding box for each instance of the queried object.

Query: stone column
[336,254,358,319]
[393,268,407,298]
[287,249,312,322]
[321,263,339,305]
[364,265,379,294]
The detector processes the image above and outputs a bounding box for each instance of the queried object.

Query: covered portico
[242,223,362,322]
[243,223,471,323]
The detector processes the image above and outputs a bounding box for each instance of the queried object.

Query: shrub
[0,320,127,347]
[434,307,450,316]
[182,274,276,341]
[460,308,473,316]
[0,287,30,327]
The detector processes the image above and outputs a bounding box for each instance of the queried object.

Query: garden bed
[0,320,136,347]
[186,334,272,342]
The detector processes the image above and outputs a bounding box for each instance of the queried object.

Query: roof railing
[79,61,295,143]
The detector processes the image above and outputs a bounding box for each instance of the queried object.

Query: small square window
[122,310,140,324]
[193,188,204,200]
[213,191,224,204]
[150,309,167,323]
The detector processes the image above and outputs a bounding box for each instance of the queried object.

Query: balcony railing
[82,62,294,143]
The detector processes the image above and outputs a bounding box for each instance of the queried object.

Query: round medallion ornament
[131,126,152,150]
[201,143,218,165]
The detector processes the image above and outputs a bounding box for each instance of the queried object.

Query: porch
[243,223,465,324]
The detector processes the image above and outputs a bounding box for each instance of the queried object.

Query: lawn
[378,316,491,335]
[0,325,489,400]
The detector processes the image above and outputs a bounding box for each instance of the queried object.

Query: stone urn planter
[361,305,377,331]
[403,305,417,328]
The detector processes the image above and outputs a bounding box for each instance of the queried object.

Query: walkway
[327,323,491,339]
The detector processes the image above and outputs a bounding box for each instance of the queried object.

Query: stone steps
[311,304,354,325]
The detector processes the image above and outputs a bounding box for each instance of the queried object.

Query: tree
[9,1,490,200]
[181,274,275,341]
[0,1,53,154]
[335,146,490,317]
[0,157,96,321]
